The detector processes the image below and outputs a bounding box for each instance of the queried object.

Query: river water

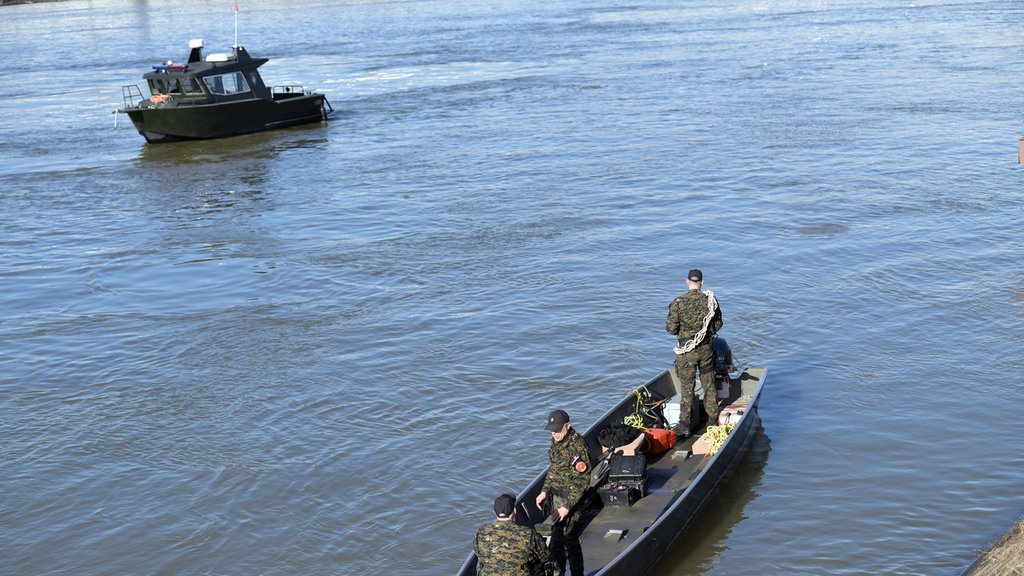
[2,0,1023,574]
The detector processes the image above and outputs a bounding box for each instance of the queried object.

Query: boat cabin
[141,39,272,104]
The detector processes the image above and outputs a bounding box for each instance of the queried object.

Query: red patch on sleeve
[575,460,588,473]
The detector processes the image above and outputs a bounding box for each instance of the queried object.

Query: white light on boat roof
[206,53,229,62]
[188,39,204,49]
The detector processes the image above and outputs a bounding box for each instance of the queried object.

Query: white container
[662,394,681,426]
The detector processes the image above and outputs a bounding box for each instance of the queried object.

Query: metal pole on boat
[233,0,239,48]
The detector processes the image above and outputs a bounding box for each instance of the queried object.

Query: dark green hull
[124,93,327,143]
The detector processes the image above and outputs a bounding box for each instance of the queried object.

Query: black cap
[545,409,570,431]
[493,493,515,518]
[688,269,703,282]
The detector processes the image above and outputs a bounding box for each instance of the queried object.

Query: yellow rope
[622,413,645,429]
[622,390,647,429]
[704,423,735,455]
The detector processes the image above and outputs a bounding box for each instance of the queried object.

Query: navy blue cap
[493,493,515,518]
[545,409,570,431]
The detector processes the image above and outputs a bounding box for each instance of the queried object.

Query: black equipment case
[598,452,648,507]
[608,452,647,484]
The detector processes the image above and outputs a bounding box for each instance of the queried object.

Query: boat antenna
[233,0,239,48]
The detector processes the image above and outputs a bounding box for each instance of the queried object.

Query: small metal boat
[118,39,331,143]
[458,342,767,576]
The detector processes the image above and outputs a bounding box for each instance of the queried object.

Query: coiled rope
[622,390,647,429]
[673,290,717,355]
[704,423,735,456]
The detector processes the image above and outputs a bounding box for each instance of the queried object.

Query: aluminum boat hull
[457,366,768,576]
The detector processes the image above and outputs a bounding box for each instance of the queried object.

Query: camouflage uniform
[543,428,591,576]
[473,520,549,576]
[666,289,723,430]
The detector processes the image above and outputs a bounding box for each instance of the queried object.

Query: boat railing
[120,84,146,109]
[272,85,313,99]
[121,84,213,109]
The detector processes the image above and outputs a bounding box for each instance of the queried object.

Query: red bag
[641,427,677,455]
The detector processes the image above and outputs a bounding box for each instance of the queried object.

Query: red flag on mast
[233,0,239,12]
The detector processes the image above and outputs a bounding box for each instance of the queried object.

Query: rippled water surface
[2,1,1023,574]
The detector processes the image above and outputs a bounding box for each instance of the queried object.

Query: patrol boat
[118,39,331,143]
[457,341,768,576]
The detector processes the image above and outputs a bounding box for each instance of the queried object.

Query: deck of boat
[574,369,766,573]
[580,437,703,566]
[577,406,751,568]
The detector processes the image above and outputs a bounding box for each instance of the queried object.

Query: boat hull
[457,366,767,576]
[123,94,327,143]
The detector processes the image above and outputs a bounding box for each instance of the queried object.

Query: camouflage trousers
[674,342,719,430]
[548,508,584,576]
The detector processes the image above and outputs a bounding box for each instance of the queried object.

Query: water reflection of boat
[118,39,332,143]
[457,359,768,576]
[135,124,328,166]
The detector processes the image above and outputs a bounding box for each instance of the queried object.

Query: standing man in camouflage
[535,409,591,576]
[474,493,549,576]
[666,268,723,438]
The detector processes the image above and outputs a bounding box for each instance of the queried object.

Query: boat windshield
[148,77,205,97]
[148,78,172,96]
[202,71,251,96]
[177,77,204,95]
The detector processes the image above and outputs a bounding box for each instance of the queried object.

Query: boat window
[178,78,204,95]
[147,78,172,95]
[202,71,251,95]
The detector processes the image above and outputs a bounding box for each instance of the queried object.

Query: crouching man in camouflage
[474,493,550,576]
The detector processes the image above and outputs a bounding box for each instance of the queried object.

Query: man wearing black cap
[473,493,549,576]
[534,409,591,576]
[666,268,723,437]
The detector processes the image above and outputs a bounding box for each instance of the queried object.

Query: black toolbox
[598,453,648,507]
[608,452,647,485]
[597,482,643,507]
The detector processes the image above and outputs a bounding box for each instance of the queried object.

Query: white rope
[673,290,717,355]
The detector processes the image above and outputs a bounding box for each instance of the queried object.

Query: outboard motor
[712,334,737,401]
[712,336,733,393]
